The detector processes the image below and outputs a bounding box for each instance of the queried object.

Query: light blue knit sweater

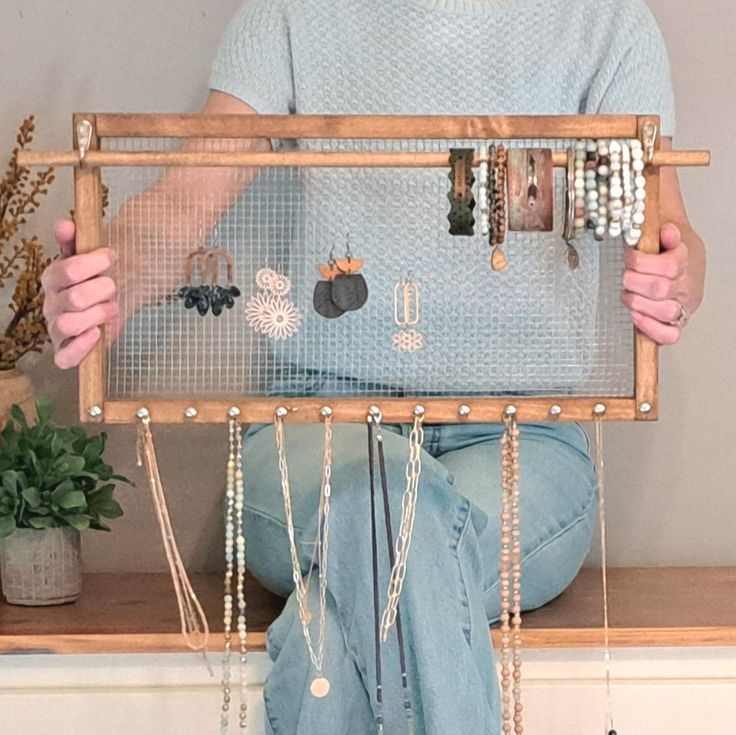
[207,0,676,396]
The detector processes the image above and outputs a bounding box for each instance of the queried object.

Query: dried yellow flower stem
[1,116,56,370]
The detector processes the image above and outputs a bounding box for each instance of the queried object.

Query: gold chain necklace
[380,406,426,642]
[274,407,333,698]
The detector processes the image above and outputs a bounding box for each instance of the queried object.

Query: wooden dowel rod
[17,149,710,169]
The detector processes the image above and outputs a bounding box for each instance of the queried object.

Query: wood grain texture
[100,398,640,425]
[634,117,662,421]
[91,114,642,140]
[72,114,105,424]
[1,568,735,655]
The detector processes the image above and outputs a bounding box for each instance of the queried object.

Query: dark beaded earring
[178,229,241,317]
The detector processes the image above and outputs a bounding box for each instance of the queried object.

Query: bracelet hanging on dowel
[507,148,554,233]
[447,148,476,236]
[490,145,509,272]
[564,147,581,271]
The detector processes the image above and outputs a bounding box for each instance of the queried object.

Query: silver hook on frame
[76,119,94,166]
[642,121,659,165]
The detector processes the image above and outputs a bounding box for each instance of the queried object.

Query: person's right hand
[42,219,119,369]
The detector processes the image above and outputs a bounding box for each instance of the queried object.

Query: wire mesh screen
[100,136,633,401]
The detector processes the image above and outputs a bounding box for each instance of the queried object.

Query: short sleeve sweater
[209,0,675,133]
[207,0,676,395]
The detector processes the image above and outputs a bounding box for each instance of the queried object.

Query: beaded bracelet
[574,141,587,236]
[595,139,610,241]
[624,139,646,246]
[608,140,623,239]
[479,145,491,238]
[494,145,508,246]
[621,142,633,237]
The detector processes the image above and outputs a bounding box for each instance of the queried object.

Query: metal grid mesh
[101,136,633,400]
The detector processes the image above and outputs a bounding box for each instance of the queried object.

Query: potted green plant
[0,396,130,606]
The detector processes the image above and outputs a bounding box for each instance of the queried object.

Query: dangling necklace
[380,406,426,642]
[367,409,415,734]
[274,406,333,699]
[499,410,523,735]
[594,412,618,735]
[221,411,248,733]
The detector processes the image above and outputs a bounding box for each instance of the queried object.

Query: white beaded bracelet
[624,139,646,246]
[608,140,623,238]
[478,144,490,237]
[595,139,610,241]
[574,140,587,235]
[621,141,633,237]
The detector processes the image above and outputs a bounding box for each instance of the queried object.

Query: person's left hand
[620,223,693,345]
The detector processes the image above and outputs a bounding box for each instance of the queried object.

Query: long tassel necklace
[371,412,415,734]
[594,415,618,735]
[274,406,333,699]
[367,412,386,734]
[136,410,210,653]
[221,412,248,733]
[499,410,523,735]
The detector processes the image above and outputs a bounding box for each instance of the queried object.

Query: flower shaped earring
[245,265,302,340]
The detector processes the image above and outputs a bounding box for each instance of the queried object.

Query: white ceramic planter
[0,527,82,605]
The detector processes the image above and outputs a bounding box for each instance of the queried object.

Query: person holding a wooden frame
[41,1,705,733]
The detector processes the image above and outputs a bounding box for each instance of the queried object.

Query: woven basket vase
[0,527,82,606]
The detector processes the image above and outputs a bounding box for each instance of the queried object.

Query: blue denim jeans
[242,421,598,735]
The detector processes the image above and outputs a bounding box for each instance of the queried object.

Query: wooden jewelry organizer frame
[19,113,710,426]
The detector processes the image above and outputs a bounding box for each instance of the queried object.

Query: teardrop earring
[313,246,346,319]
[330,235,369,313]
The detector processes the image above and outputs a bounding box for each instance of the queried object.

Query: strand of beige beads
[500,412,523,735]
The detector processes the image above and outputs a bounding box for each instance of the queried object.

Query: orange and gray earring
[313,236,369,319]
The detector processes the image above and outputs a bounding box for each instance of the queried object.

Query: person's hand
[620,223,694,345]
[41,219,119,369]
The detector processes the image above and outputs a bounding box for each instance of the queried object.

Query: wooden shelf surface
[1,567,735,655]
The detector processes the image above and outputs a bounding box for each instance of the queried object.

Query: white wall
[0,0,733,572]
